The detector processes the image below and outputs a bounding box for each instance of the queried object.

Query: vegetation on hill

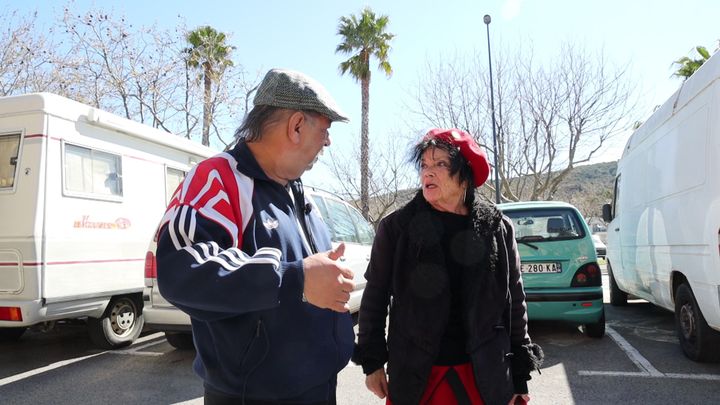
[366,161,617,228]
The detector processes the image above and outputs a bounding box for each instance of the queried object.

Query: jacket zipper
[241,319,266,404]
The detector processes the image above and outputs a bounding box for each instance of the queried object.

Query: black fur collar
[399,190,504,271]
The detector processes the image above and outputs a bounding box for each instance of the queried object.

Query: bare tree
[56,9,258,146]
[0,10,66,96]
[326,133,415,227]
[411,44,637,202]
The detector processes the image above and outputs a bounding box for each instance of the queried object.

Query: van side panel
[0,111,47,324]
[610,64,720,331]
[41,115,176,301]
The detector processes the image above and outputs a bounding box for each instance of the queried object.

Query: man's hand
[365,368,388,399]
[302,243,355,312]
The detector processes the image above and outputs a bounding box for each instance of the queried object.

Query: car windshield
[504,207,586,242]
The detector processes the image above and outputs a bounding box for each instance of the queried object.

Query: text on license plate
[521,262,562,273]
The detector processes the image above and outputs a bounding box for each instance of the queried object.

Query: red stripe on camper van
[46,258,144,265]
[0,259,143,267]
[24,134,46,139]
[39,135,209,167]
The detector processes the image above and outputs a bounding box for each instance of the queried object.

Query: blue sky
[9,0,720,189]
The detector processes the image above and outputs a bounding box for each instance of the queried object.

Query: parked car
[142,186,374,349]
[592,234,607,259]
[498,201,605,338]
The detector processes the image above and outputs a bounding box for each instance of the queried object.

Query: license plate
[521,262,562,273]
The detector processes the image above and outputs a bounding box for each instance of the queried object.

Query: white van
[0,93,215,348]
[602,52,720,362]
[143,186,374,350]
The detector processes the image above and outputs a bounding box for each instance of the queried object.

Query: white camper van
[0,93,215,348]
[602,52,720,362]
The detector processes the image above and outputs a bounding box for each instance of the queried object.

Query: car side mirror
[602,203,613,222]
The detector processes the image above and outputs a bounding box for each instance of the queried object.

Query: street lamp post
[483,14,501,204]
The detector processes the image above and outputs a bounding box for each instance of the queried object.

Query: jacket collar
[229,141,276,183]
[404,190,503,239]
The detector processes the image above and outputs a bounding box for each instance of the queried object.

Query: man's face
[299,113,332,171]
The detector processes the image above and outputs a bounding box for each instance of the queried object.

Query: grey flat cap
[254,68,349,123]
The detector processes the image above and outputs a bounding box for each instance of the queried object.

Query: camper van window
[165,167,186,203]
[64,143,123,198]
[0,133,20,189]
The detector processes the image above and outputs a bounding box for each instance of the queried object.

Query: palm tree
[336,7,394,220]
[673,46,711,80]
[185,26,234,146]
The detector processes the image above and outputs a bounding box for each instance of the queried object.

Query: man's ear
[286,111,305,144]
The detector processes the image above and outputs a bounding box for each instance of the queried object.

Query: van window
[347,205,375,244]
[166,167,186,203]
[307,194,342,242]
[325,198,359,243]
[612,175,621,218]
[0,133,20,189]
[505,208,586,241]
[64,143,123,198]
[309,194,330,223]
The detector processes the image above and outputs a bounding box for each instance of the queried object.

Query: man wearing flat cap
[155,68,354,404]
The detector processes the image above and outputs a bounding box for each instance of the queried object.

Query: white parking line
[605,326,662,376]
[0,332,167,387]
[578,326,720,381]
[0,352,106,387]
[106,332,166,356]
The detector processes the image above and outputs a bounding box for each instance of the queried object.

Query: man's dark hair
[234,105,285,142]
[234,106,324,143]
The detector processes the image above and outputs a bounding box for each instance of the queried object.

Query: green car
[498,201,605,338]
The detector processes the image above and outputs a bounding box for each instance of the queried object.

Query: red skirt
[386,362,485,405]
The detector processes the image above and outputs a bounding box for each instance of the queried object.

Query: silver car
[142,186,374,349]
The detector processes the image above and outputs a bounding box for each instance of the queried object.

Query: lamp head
[483,14,491,24]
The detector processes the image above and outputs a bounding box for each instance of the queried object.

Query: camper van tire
[0,327,27,342]
[674,283,720,362]
[607,262,628,306]
[165,332,195,350]
[87,295,144,349]
[582,307,606,338]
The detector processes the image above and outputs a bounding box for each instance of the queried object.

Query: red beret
[423,128,490,187]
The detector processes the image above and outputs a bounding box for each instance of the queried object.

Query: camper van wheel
[607,262,628,306]
[87,295,144,350]
[582,307,606,338]
[165,332,195,350]
[0,327,27,341]
[674,283,720,362]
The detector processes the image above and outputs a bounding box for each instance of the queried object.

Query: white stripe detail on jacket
[215,153,255,235]
[184,242,281,271]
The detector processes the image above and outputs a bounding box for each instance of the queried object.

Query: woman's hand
[508,393,530,405]
[365,368,389,399]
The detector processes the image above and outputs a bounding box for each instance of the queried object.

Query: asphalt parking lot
[2,274,720,404]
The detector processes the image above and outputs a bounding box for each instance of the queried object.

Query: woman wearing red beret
[352,128,543,405]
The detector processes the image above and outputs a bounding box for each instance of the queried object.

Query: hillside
[366,161,618,226]
[551,161,617,219]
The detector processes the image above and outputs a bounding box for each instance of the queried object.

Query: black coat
[352,191,542,405]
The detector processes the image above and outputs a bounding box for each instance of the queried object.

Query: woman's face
[420,147,467,213]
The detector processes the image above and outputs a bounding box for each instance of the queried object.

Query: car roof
[497,201,579,211]
[303,184,344,201]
